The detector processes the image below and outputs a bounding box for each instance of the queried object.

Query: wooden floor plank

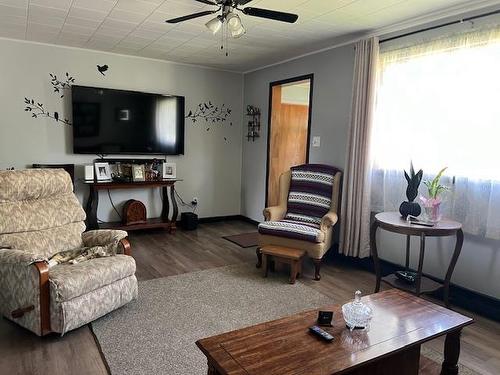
[0,220,497,375]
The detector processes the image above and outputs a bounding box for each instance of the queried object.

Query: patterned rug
[91,263,333,375]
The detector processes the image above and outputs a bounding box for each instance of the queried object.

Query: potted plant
[420,167,448,223]
[399,162,423,218]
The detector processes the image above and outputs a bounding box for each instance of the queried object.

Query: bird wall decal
[97,64,109,76]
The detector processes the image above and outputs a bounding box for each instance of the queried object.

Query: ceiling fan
[165,0,299,39]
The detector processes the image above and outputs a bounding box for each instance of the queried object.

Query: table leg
[85,186,99,230]
[289,261,297,284]
[443,229,464,308]
[263,255,269,278]
[161,186,170,222]
[169,184,179,234]
[405,235,411,271]
[207,361,221,375]
[415,233,426,295]
[370,221,381,293]
[441,329,462,375]
[256,247,262,268]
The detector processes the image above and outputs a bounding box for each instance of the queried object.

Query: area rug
[421,346,480,375]
[222,231,258,248]
[91,263,333,375]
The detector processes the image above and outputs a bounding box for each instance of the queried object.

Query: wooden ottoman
[261,245,306,284]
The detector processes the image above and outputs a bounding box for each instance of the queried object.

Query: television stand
[84,179,181,233]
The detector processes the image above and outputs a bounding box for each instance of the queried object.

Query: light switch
[312,136,321,148]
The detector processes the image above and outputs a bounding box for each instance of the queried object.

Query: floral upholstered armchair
[257,164,342,280]
[0,169,137,336]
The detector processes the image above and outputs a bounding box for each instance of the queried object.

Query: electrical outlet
[312,136,321,148]
[191,197,198,205]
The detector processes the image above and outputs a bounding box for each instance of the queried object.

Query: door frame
[265,73,314,207]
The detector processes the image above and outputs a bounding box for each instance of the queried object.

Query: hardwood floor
[0,220,498,375]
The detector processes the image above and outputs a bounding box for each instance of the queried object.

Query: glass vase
[424,202,441,223]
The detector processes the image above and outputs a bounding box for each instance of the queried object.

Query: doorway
[266,74,313,206]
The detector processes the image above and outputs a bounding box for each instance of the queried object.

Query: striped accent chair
[257,164,342,280]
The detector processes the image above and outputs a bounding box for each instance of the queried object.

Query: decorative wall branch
[23,71,76,126]
[50,72,75,98]
[24,98,71,126]
[186,102,232,124]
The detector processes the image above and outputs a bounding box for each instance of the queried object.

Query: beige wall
[0,38,244,221]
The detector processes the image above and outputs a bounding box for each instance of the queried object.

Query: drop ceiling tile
[0,24,25,38]
[27,22,61,34]
[28,14,66,28]
[65,16,102,28]
[72,0,117,13]
[31,0,73,10]
[157,1,206,16]
[62,23,95,36]
[101,18,138,31]
[130,27,165,39]
[0,4,26,16]
[114,0,158,14]
[30,4,68,18]
[68,7,107,21]
[0,14,27,25]
[27,30,59,43]
[0,0,28,7]
[94,27,130,38]
[108,8,148,23]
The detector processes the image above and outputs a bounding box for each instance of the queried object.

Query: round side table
[370,212,463,307]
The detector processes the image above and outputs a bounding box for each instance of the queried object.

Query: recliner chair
[0,169,137,336]
[257,164,342,280]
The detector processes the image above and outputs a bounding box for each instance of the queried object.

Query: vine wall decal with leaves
[186,101,232,124]
[24,98,71,126]
[50,72,75,98]
[186,101,233,143]
[23,71,76,126]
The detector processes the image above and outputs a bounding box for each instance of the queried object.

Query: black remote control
[309,325,334,342]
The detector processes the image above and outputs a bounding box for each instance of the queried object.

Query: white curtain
[340,37,379,258]
[371,26,500,239]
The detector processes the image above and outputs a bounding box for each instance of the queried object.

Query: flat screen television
[72,85,185,155]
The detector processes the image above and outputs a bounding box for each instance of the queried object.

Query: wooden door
[267,76,312,206]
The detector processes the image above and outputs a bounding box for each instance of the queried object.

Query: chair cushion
[49,255,136,302]
[285,164,339,226]
[258,220,324,243]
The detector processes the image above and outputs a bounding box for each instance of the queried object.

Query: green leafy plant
[423,167,448,199]
[403,162,423,202]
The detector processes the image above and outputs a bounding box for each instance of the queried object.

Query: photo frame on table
[162,162,176,179]
[94,162,111,181]
[132,164,145,182]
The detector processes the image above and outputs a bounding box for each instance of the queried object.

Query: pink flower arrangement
[419,195,441,208]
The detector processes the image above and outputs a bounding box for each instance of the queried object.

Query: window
[371,26,500,239]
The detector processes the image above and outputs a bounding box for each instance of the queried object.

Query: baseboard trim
[329,252,500,322]
[195,215,259,225]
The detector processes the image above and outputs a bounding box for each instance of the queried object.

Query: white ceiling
[0,0,495,72]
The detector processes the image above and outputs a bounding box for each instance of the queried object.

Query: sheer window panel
[371,26,500,239]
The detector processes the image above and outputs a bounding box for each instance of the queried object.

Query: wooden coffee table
[260,245,306,284]
[196,289,473,375]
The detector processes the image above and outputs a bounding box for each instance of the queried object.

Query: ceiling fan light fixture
[226,13,242,31]
[230,24,246,38]
[205,16,223,34]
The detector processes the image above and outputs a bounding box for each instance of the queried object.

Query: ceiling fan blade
[234,0,253,5]
[194,0,218,5]
[242,7,298,23]
[166,10,217,24]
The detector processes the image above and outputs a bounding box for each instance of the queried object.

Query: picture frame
[94,162,111,181]
[162,162,176,179]
[132,164,145,182]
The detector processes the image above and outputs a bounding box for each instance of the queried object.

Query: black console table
[84,179,181,233]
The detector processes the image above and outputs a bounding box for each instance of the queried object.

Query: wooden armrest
[33,261,51,336]
[120,238,132,256]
